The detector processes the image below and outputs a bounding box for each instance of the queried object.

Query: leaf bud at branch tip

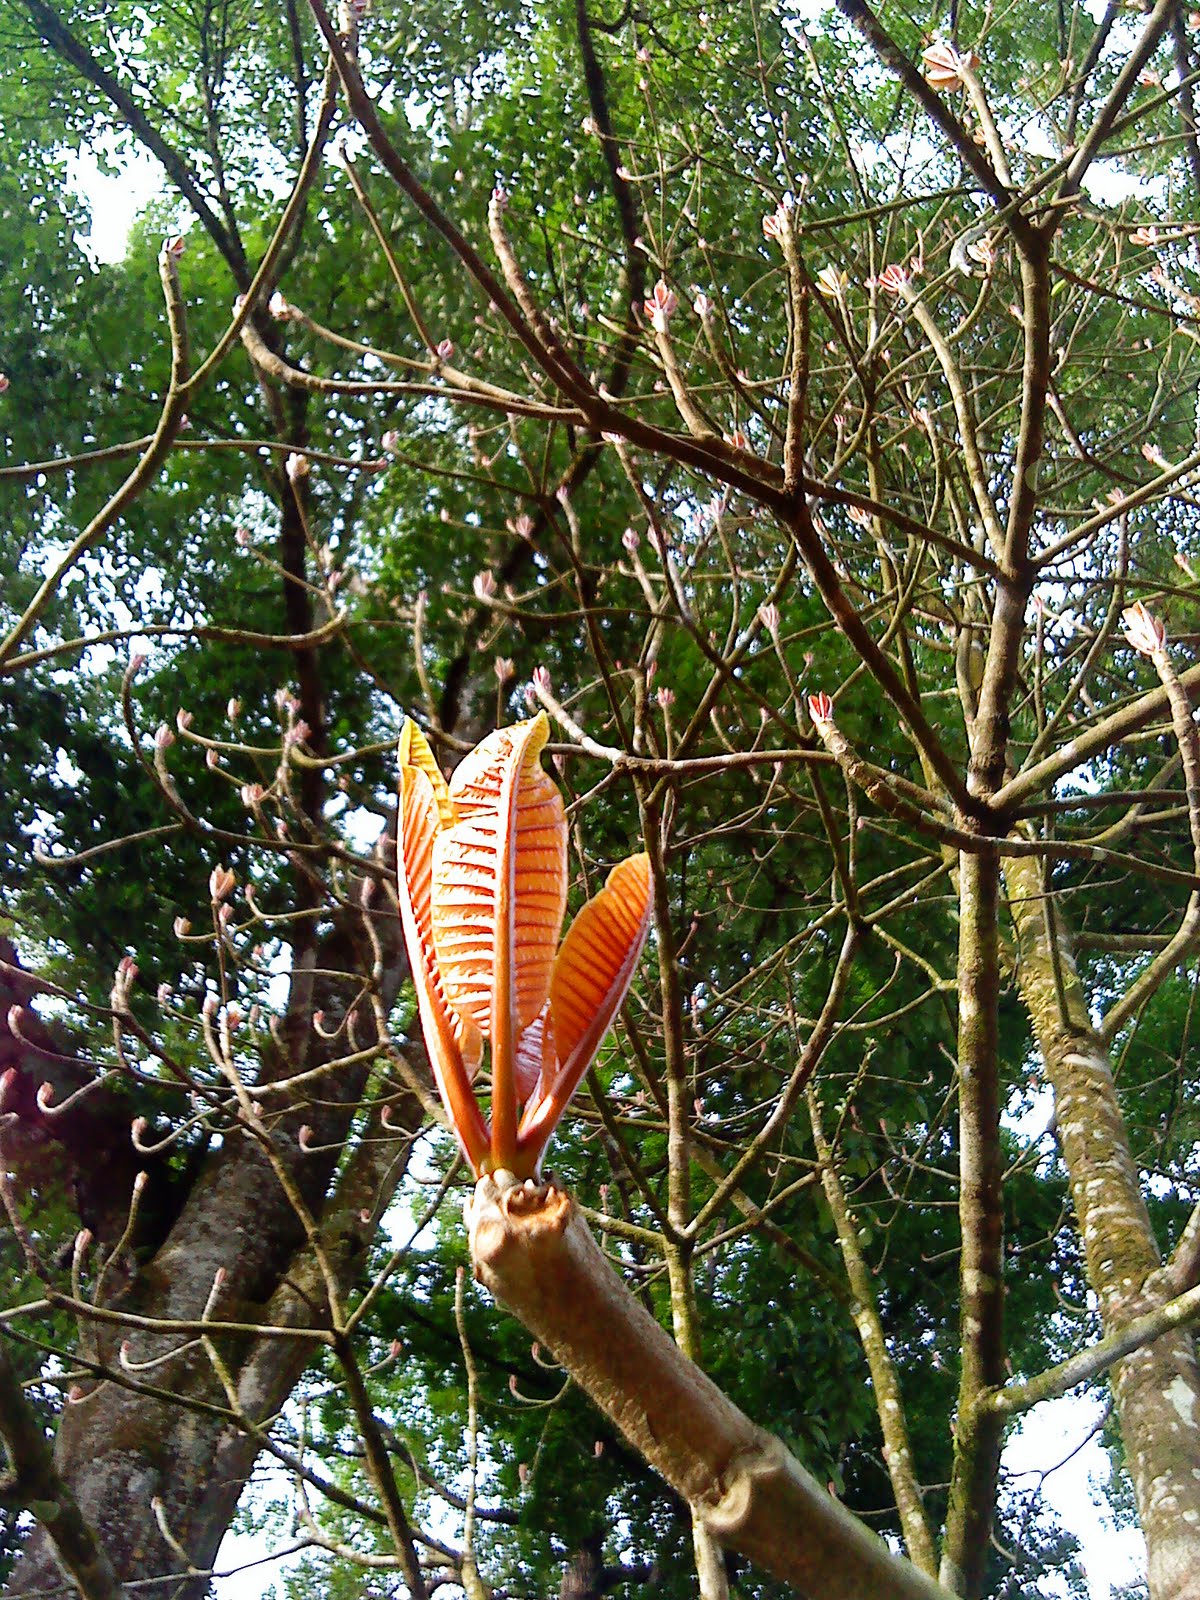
[209,864,237,903]
[808,691,834,727]
[1122,600,1167,657]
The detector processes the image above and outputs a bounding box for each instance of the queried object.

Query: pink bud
[241,783,264,806]
[494,657,515,682]
[156,982,172,1004]
[285,452,310,484]
[298,1124,314,1150]
[921,41,979,91]
[0,374,9,394]
[206,749,221,770]
[808,691,834,725]
[877,263,910,296]
[531,665,553,696]
[155,724,175,751]
[173,916,192,938]
[473,570,497,600]
[758,602,780,634]
[36,1082,55,1110]
[163,235,186,259]
[656,685,676,709]
[436,338,455,359]
[643,279,678,331]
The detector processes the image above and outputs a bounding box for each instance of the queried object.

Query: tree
[3,1,1200,1597]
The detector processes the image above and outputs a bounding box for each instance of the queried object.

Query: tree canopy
[3,3,1200,1599]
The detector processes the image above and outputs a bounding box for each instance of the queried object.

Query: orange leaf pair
[397,714,652,1177]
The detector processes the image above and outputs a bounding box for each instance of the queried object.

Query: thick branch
[467,1176,952,1600]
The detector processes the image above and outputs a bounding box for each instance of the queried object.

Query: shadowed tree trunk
[4,862,428,1600]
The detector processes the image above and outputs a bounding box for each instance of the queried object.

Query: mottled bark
[1006,853,1200,1600]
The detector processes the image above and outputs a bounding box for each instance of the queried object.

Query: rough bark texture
[4,875,419,1600]
[467,1174,952,1600]
[1006,853,1200,1600]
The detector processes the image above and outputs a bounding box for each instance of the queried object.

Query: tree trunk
[1005,854,1200,1600]
[4,872,422,1600]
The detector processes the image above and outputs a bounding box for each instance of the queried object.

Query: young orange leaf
[397,766,487,1168]
[430,716,568,1037]
[519,852,652,1159]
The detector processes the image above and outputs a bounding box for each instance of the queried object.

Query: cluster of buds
[876,262,914,296]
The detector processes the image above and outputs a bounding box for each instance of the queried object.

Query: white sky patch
[1004,1399,1145,1599]
[66,142,165,264]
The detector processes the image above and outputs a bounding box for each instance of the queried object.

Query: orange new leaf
[398,714,648,1178]
[396,761,487,1171]
[519,852,653,1162]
